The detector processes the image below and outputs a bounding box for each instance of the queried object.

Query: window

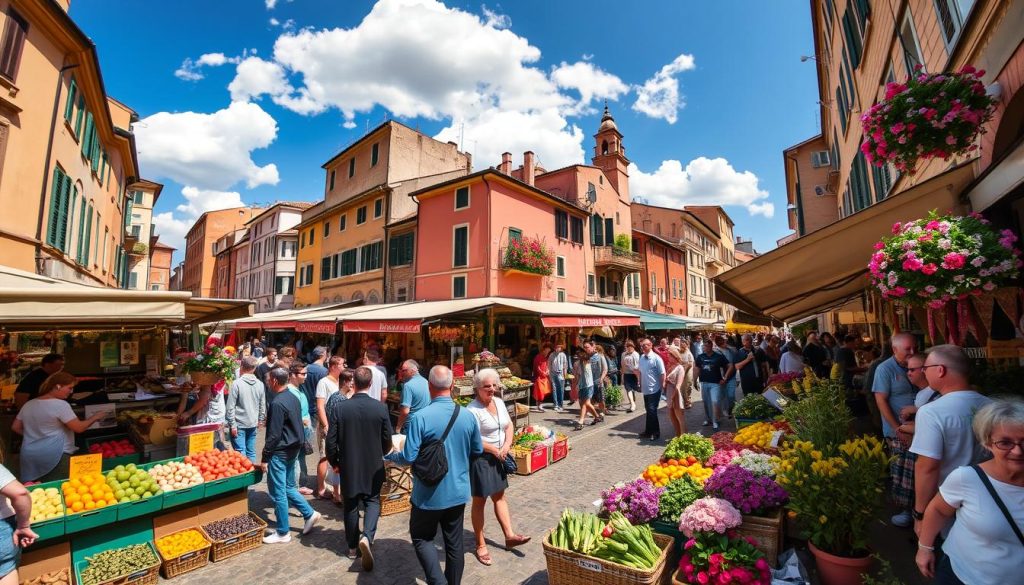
[128,271,138,289]
[934,0,974,48]
[591,213,604,246]
[331,254,339,278]
[557,288,566,302]
[455,186,470,210]
[371,143,379,166]
[0,7,28,81]
[64,78,77,123]
[348,157,355,178]
[900,10,925,76]
[301,231,306,248]
[129,225,141,238]
[388,232,415,267]
[872,162,894,202]
[133,191,144,205]
[280,240,296,258]
[509,227,522,241]
[453,225,468,267]
[570,216,584,244]
[360,241,383,271]
[650,272,657,293]
[850,148,873,211]
[309,226,315,244]
[275,276,293,295]
[340,249,357,276]
[452,275,467,299]
[841,0,869,69]
[323,220,331,238]
[555,210,569,239]
[632,273,640,298]
[356,206,367,225]
[339,213,347,231]
[329,170,336,191]
[74,94,85,138]
[396,286,408,302]
[556,256,565,277]
[46,167,72,252]
[374,198,383,219]
[587,273,595,295]
[321,257,331,281]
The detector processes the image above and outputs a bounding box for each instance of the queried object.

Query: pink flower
[755,558,769,571]
[697,571,710,585]
[718,572,732,584]
[892,222,902,234]
[890,286,908,297]
[942,252,966,270]
[945,135,958,145]
[684,538,696,550]
[921,263,938,275]
[902,258,924,271]
[983,282,997,291]
[925,220,941,231]
[873,241,885,250]
[709,553,724,566]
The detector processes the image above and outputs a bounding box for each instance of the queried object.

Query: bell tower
[592,103,630,201]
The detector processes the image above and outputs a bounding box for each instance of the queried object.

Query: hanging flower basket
[860,65,997,174]
[502,236,555,276]
[868,211,1022,307]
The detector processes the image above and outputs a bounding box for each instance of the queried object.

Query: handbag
[972,465,1024,547]
[412,405,460,486]
[503,453,518,474]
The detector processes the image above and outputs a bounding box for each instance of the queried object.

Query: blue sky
[71,0,820,259]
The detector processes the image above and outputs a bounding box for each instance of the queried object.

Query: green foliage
[613,234,631,250]
[604,385,623,408]
[663,433,715,464]
[733,394,778,420]
[782,378,852,456]
[656,475,704,523]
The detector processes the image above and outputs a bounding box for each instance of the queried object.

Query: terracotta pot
[808,542,873,585]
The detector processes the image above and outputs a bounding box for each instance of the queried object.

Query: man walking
[225,356,266,462]
[638,339,666,441]
[695,341,730,430]
[326,367,393,569]
[735,334,766,397]
[363,348,389,402]
[387,366,482,585]
[255,347,278,382]
[803,331,832,378]
[547,343,569,412]
[872,333,919,527]
[713,336,740,416]
[396,359,430,433]
[260,368,320,543]
[303,347,329,426]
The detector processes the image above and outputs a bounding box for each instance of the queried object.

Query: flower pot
[808,542,873,585]
[189,371,223,386]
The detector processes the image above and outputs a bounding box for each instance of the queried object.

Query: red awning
[342,319,423,333]
[234,322,262,329]
[541,315,640,328]
[295,321,339,334]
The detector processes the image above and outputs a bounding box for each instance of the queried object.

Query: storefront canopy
[586,303,693,330]
[714,163,975,322]
[231,301,362,331]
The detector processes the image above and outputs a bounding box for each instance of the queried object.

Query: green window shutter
[605,217,614,245]
[321,257,331,280]
[509,228,522,241]
[388,236,400,267]
[83,205,93,264]
[453,227,468,267]
[371,143,379,166]
[91,141,100,173]
[74,96,85,137]
[46,169,63,248]
[81,112,93,158]
[55,173,71,252]
[64,79,77,122]
[124,198,133,229]
[403,232,414,265]
[76,193,87,263]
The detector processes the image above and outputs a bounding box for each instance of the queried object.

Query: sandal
[505,534,531,550]
[573,422,584,431]
[474,546,493,566]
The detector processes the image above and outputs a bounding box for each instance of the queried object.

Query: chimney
[523,151,535,186]
[500,152,512,175]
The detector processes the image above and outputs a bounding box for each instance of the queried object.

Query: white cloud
[550,61,629,115]
[269,17,280,26]
[481,5,511,29]
[135,101,280,191]
[632,53,696,124]
[435,108,585,171]
[629,157,773,218]
[174,52,242,81]
[152,187,249,251]
[265,0,291,9]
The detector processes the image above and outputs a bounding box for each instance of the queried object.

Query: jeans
[343,493,381,550]
[551,376,565,408]
[643,392,660,437]
[267,452,314,536]
[293,425,313,487]
[410,504,466,585]
[231,427,258,462]
[701,382,722,426]
[722,377,738,414]
[608,371,619,386]
[934,555,964,585]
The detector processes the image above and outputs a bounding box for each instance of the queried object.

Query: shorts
[316,424,328,459]
[623,373,639,393]
[578,385,594,401]
[0,516,19,579]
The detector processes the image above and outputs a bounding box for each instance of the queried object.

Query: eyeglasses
[991,439,1024,451]
[918,364,944,372]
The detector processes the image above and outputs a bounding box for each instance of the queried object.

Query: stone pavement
[174,396,719,585]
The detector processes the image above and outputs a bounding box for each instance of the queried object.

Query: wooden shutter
[0,9,28,81]
[388,235,400,267]
[81,112,93,158]
[74,95,85,137]
[321,257,330,280]
[453,226,468,267]
[64,79,77,122]
[76,193,87,263]
[83,204,93,264]
[605,217,614,245]
[46,169,63,248]
[403,232,414,265]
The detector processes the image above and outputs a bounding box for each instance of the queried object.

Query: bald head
[428,365,453,396]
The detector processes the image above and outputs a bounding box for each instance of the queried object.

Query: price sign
[69,454,102,480]
[188,432,214,455]
[769,430,786,449]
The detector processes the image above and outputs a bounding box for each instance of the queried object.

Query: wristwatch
[912,509,925,521]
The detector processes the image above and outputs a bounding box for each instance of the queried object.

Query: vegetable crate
[549,437,569,463]
[156,529,211,579]
[27,480,66,542]
[199,512,266,562]
[513,444,549,475]
[73,543,160,585]
[380,464,412,517]
[736,509,784,567]
[542,531,673,585]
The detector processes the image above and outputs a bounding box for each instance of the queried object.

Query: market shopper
[315,356,344,501]
[303,347,328,430]
[713,336,740,417]
[362,349,389,402]
[778,342,804,374]
[736,334,766,397]
[287,362,315,495]
[834,334,864,393]
[915,398,1024,584]
[255,347,278,381]
[531,345,552,413]
[226,356,266,463]
[12,373,111,482]
[0,463,37,585]
[664,347,687,437]
[606,346,620,387]
[387,365,483,585]
[547,342,569,412]
[677,340,695,409]
[325,367,393,569]
[619,341,639,413]
[638,339,666,441]
[694,342,731,431]
[573,346,600,430]
[591,344,610,417]
[396,359,430,433]
[872,333,919,528]
[260,367,321,543]
[466,368,530,566]
[13,353,64,405]
[802,331,832,378]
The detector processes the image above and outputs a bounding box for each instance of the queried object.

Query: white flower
[939,239,953,250]
[971,256,986,267]
[954,275,966,283]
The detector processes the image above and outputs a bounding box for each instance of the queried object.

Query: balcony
[499,237,554,277]
[593,246,643,271]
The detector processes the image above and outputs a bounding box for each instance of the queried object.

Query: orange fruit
[71,501,84,512]
[84,502,96,511]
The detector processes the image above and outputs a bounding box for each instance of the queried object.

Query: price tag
[577,558,603,572]
[69,454,102,480]
[188,432,214,454]
[769,430,785,448]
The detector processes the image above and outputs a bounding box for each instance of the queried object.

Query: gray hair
[268,367,289,386]
[891,332,915,347]
[473,368,500,388]
[402,359,421,373]
[428,365,453,390]
[240,356,258,372]
[312,346,328,359]
[925,344,970,377]
[973,397,1024,446]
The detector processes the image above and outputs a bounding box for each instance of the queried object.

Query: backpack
[412,405,461,487]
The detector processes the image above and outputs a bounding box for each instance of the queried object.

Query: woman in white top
[466,368,529,566]
[12,373,109,482]
[778,343,805,374]
[663,347,688,437]
[678,340,695,410]
[916,398,1024,584]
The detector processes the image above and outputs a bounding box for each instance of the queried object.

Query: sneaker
[302,511,322,535]
[359,536,374,571]
[713,423,720,431]
[702,420,710,427]
[553,407,563,413]
[538,404,546,412]
[297,487,314,495]
[890,511,913,528]
[263,532,291,544]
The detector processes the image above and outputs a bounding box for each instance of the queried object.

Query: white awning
[966,139,1024,211]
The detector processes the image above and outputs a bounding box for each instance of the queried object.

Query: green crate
[115,494,164,521]
[735,418,769,429]
[203,471,256,498]
[161,484,206,509]
[26,480,65,542]
[85,434,143,471]
[650,519,686,559]
[65,504,118,535]
[72,518,158,585]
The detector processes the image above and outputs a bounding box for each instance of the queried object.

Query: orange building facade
[632,229,688,315]
[181,208,256,297]
[148,241,173,291]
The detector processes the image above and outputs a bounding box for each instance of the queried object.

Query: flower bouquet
[705,448,742,471]
[678,497,742,537]
[677,533,771,585]
[182,345,236,385]
[600,478,664,525]
[860,65,997,174]
[663,433,715,464]
[703,465,788,516]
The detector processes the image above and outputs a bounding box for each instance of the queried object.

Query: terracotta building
[239,202,309,312]
[631,229,688,315]
[782,134,839,241]
[0,0,141,287]
[181,207,257,297]
[212,228,245,299]
[148,241,173,291]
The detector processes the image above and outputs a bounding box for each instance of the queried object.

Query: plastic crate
[199,512,266,562]
[26,481,65,542]
[202,471,256,498]
[155,529,211,579]
[115,495,164,521]
[64,505,118,535]
[85,435,142,471]
[141,458,205,509]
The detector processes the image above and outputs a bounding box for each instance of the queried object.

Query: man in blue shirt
[387,366,482,585]
[696,341,731,430]
[872,332,918,527]
[638,339,666,441]
[396,359,430,433]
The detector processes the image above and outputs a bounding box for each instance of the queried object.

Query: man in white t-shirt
[315,356,344,501]
[910,344,991,535]
[363,349,388,402]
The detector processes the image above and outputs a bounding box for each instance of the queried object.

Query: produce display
[156,529,209,559]
[61,474,117,513]
[734,422,790,450]
[105,465,162,502]
[600,479,663,524]
[662,434,715,464]
[79,544,159,585]
[503,375,530,388]
[549,510,662,570]
[732,394,779,420]
[89,439,138,459]
[184,449,255,480]
[656,476,705,523]
[147,461,204,492]
[22,569,70,585]
[513,432,545,448]
[29,486,63,521]
[642,459,713,487]
[201,513,264,540]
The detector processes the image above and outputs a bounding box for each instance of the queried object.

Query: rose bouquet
[730,451,776,478]
[703,465,788,516]
[600,479,663,525]
[679,533,771,585]
[663,433,715,464]
[678,497,742,537]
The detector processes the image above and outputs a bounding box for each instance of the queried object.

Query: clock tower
[591,103,630,202]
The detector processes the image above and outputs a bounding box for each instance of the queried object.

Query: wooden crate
[381,463,412,517]
[736,508,784,567]
[543,531,673,585]
[513,444,549,475]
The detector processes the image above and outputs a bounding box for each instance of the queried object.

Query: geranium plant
[869,211,1021,307]
[678,497,742,537]
[703,465,788,516]
[181,344,237,382]
[502,235,555,275]
[600,478,663,525]
[679,532,771,585]
[706,448,743,471]
[860,65,997,174]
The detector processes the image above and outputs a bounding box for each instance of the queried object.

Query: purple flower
[703,465,788,515]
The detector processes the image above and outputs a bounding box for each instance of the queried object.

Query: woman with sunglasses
[916,397,1024,584]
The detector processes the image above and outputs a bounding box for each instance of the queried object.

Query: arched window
[366,290,380,304]
[352,291,364,301]
[601,140,609,155]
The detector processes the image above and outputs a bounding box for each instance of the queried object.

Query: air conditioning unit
[814,185,828,197]
[811,150,831,168]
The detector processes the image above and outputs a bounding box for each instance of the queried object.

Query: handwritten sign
[69,454,102,480]
[188,432,214,455]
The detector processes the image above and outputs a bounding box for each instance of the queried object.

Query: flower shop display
[642,458,713,487]
[600,479,664,525]
[730,451,775,478]
[764,371,803,392]
[732,394,779,422]
[678,497,742,537]
[860,65,997,174]
[781,379,852,455]
[868,211,1021,308]
[502,235,555,275]
[545,509,673,584]
[663,434,715,464]
[656,476,705,524]
[676,533,772,585]
[710,432,743,452]
[703,465,787,516]
[181,345,236,385]
[732,421,789,452]
[705,448,742,471]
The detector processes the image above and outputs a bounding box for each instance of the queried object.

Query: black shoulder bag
[972,465,1024,547]
[412,405,460,486]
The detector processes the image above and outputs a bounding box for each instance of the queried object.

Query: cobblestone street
[175,399,716,585]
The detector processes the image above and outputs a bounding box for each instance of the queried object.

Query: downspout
[35,61,80,270]
[382,187,392,302]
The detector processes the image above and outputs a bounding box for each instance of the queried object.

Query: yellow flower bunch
[810,457,847,478]
[830,362,842,381]
[735,422,778,449]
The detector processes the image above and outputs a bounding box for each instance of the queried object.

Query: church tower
[591,103,630,201]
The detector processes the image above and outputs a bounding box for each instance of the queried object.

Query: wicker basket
[157,530,212,579]
[80,561,160,585]
[188,371,223,386]
[542,531,673,585]
[670,568,688,585]
[380,463,412,516]
[736,509,784,567]
[199,512,267,562]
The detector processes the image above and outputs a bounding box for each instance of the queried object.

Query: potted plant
[774,435,890,585]
[502,235,555,275]
[181,345,236,386]
[703,465,788,566]
[781,378,852,455]
[860,65,997,174]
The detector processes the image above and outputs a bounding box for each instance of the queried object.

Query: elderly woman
[12,373,110,482]
[466,368,529,566]
[916,398,1024,584]
[664,347,688,437]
